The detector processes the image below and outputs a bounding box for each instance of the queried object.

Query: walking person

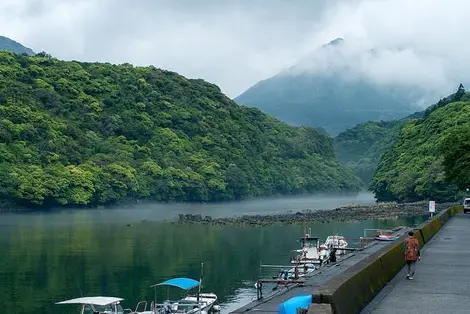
[403,231,420,280]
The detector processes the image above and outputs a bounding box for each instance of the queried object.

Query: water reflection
[0,207,426,314]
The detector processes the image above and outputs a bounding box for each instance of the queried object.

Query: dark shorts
[406,260,416,265]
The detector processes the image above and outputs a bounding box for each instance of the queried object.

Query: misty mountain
[235,38,425,136]
[0,36,34,55]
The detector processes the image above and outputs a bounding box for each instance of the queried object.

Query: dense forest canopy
[335,85,470,193]
[440,121,470,191]
[0,51,361,208]
[333,120,408,185]
[370,88,470,202]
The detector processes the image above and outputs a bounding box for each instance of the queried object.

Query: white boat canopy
[56,297,124,306]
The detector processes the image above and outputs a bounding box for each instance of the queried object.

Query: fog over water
[0,192,376,226]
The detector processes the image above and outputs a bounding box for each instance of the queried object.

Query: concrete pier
[230,231,409,313]
[230,205,464,314]
[362,214,470,314]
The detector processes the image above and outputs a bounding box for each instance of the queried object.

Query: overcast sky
[1,0,469,99]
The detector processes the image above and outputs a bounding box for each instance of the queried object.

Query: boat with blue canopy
[132,263,219,314]
[152,278,200,290]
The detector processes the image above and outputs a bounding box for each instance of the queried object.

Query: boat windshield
[301,238,318,248]
[82,303,125,314]
[175,299,200,312]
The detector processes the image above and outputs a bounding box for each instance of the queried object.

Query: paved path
[362,214,470,314]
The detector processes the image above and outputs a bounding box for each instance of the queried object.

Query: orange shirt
[404,237,420,261]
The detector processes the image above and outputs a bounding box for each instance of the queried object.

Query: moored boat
[56,296,126,314]
[149,278,219,314]
[362,227,405,242]
[133,263,220,314]
[323,235,348,255]
[374,234,398,241]
[274,263,316,280]
[290,234,330,266]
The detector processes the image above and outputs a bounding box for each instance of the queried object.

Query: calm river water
[0,193,427,313]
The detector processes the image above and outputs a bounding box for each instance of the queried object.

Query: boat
[374,234,399,241]
[323,235,348,255]
[290,234,331,266]
[274,263,316,280]
[56,296,126,314]
[362,227,404,242]
[134,263,219,314]
[148,277,219,314]
[55,270,219,314]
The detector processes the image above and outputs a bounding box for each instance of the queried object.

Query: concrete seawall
[309,205,464,314]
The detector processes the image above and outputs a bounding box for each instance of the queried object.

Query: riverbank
[175,201,458,226]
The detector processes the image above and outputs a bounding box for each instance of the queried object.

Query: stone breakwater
[176,202,459,226]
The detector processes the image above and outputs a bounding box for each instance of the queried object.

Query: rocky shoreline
[175,201,459,226]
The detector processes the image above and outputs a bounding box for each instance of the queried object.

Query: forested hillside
[0,51,361,207]
[370,90,470,202]
[334,85,469,187]
[333,120,408,184]
[440,121,470,192]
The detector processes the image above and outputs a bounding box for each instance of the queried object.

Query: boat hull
[183,293,218,314]
[143,293,218,314]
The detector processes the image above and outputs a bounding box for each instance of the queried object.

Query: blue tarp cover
[278,294,312,314]
[151,278,200,290]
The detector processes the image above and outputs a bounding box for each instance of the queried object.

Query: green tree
[0,51,362,208]
[454,83,466,102]
[440,124,470,190]
[370,100,469,202]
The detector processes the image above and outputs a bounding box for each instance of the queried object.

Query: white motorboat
[323,235,348,255]
[149,278,218,314]
[55,277,219,314]
[134,263,220,314]
[56,296,126,314]
[165,292,218,314]
[290,234,330,266]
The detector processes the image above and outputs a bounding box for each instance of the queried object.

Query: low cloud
[293,0,470,103]
[1,0,469,101]
[0,0,335,97]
